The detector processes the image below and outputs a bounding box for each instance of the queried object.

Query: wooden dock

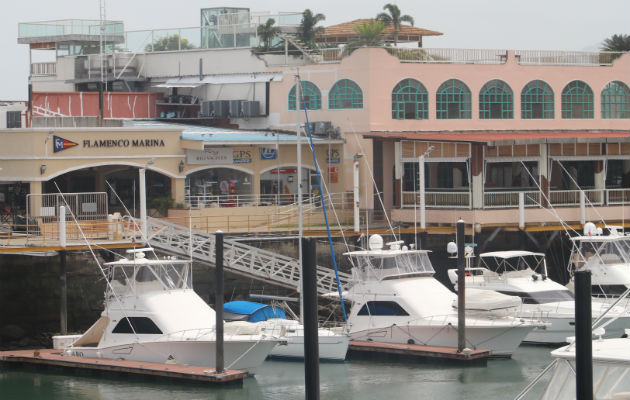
[0,349,246,384]
[348,340,491,361]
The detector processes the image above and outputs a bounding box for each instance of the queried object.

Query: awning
[155,72,283,88]
[363,131,630,144]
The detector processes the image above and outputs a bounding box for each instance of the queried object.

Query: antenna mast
[99,0,106,88]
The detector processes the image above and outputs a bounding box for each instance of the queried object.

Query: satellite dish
[583,222,597,236]
[368,234,384,250]
[447,241,457,255]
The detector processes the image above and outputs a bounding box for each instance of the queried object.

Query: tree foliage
[345,20,386,54]
[601,34,630,52]
[257,18,282,51]
[376,3,415,46]
[298,9,326,47]
[146,34,195,52]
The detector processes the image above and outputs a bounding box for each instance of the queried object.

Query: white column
[353,159,360,232]
[139,168,147,241]
[419,155,426,230]
[59,205,66,247]
[519,192,525,229]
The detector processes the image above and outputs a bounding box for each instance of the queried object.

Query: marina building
[5,7,629,234]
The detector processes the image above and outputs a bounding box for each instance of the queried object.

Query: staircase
[278,33,321,63]
[145,217,351,296]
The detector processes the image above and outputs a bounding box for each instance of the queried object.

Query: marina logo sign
[53,136,78,153]
[260,147,277,160]
[82,139,165,148]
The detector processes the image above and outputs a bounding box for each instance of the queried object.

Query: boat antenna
[298,80,348,324]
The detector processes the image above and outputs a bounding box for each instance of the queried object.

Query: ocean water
[0,345,553,400]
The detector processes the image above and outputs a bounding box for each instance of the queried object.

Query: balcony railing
[185,192,352,210]
[514,50,623,66]
[549,189,604,206]
[30,62,56,76]
[484,191,541,208]
[401,191,471,209]
[607,188,630,205]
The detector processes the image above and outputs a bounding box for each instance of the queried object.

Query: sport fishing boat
[223,300,349,361]
[57,248,279,373]
[568,223,630,298]
[343,235,537,357]
[447,250,630,344]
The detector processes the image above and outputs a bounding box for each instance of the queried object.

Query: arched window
[436,79,471,119]
[479,79,513,119]
[288,81,321,110]
[561,80,593,119]
[392,78,428,120]
[601,81,630,119]
[329,79,363,109]
[521,80,554,119]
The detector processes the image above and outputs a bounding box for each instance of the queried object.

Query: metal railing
[387,47,509,64]
[549,189,604,206]
[484,191,541,208]
[514,50,624,66]
[607,188,630,205]
[18,19,124,39]
[401,190,471,208]
[30,62,56,76]
[185,192,352,209]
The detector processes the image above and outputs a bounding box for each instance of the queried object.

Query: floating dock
[348,340,491,361]
[0,349,246,385]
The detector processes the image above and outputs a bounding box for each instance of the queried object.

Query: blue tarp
[223,301,287,322]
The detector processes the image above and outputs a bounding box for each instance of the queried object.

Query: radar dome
[583,222,597,236]
[368,234,384,250]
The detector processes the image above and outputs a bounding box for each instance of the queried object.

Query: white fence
[549,189,604,206]
[401,191,471,208]
[484,191,541,208]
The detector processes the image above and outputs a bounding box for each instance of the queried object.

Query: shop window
[480,80,513,119]
[329,79,363,109]
[436,79,471,119]
[357,301,409,316]
[288,81,321,110]
[521,80,554,119]
[112,317,163,334]
[561,80,593,119]
[601,81,630,119]
[392,78,428,120]
[6,111,21,128]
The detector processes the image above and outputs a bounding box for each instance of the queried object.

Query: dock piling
[456,219,466,353]
[215,230,224,374]
[302,237,320,400]
[575,270,593,400]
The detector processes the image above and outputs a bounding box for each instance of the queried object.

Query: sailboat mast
[296,74,304,323]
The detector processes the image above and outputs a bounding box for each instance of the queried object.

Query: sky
[2,0,628,100]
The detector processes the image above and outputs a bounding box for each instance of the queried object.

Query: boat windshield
[350,251,435,281]
[578,238,630,266]
[107,261,192,296]
[498,289,573,304]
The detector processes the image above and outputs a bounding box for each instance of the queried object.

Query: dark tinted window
[358,301,409,316]
[112,317,163,334]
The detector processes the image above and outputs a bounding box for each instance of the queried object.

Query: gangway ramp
[146,217,351,296]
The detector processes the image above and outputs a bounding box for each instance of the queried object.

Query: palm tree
[298,9,326,47]
[601,34,630,52]
[257,18,282,51]
[376,3,415,46]
[345,20,386,54]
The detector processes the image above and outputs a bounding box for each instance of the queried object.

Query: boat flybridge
[569,223,630,298]
[447,250,630,344]
[59,248,279,373]
[343,235,537,357]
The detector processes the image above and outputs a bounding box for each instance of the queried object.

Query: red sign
[270,168,298,174]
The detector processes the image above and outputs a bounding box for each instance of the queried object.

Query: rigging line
[53,183,142,341]
[298,79,347,324]
[555,160,607,226]
[348,121,398,242]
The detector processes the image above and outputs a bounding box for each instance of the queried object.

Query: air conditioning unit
[310,121,333,136]
[200,101,213,117]
[241,101,260,117]
[229,100,243,117]
[213,100,230,118]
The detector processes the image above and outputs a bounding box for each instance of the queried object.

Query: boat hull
[349,322,533,357]
[67,339,278,373]
[523,314,630,344]
[269,333,349,361]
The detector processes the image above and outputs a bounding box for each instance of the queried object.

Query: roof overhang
[362,131,630,145]
[155,72,284,88]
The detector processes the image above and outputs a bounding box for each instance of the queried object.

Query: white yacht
[514,332,630,400]
[223,300,349,361]
[59,249,279,373]
[343,235,536,357]
[569,223,630,298]
[447,250,630,344]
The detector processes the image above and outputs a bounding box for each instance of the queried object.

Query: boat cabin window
[577,239,630,266]
[357,301,409,316]
[350,252,435,281]
[107,262,192,296]
[480,255,544,274]
[592,284,629,297]
[497,290,573,304]
[112,317,163,334]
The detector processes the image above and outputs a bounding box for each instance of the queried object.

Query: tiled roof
[318,19,442,44]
